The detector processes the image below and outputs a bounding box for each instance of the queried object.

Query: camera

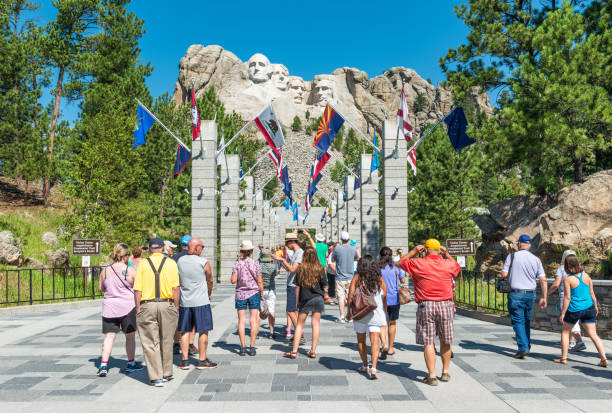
[297,229,304,234]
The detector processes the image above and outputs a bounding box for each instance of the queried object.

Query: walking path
[0,280,611,412]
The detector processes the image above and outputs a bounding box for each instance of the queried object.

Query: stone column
[382,120,408,253]
[220,154,240,282]
[336,188,347,236]
[254,190,263,246]
[191,120,218,278]
[346,175,361,250]
[331,201,338,241]
[241,176,254,238]
[360,153,380,258]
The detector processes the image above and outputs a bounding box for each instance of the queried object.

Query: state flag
[173,144,192,179]
[313,104,344,154]
[132,103,156,149]
[445,107,475,152]
[397,87,413,142]
[191,89,200,141]
[254,104,285,150]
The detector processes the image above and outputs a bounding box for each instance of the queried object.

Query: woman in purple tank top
[379,247,405,359]
[96,244,142,377]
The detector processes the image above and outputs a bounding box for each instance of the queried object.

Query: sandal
[283,351,297,359]
[307,350,316,359]
[380,348,388,360]
[598,359,609,368]
[369,367,378,380]
[554,358,567,365]
[387,350,396,356]
[357,364,369,373]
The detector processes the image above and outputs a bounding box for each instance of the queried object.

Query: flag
[267,148,283,178]
[371,133,380,172]
[132,103,156,149]
[397,87,413,142]
[354,158,361,190]
[173,144,192,179]
[408,147,417,175]
[284,197,291,210]
[254,104,285,150]
[445,107,475,152]
[311,151,331,181]
[321,212,325,223]
[280,166,292,202]
[328,204,332,217]
[239,157,243,178]
[303,210,309,225]
[314,104,344,154]
[292,202,298,222]
[216,133,225,166]
[305,193,312,211]
[191,89,200,141]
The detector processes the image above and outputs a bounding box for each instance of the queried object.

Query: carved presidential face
[271,64,289,91]
[313,76,335,105]
[248,53,272,83]
[289,77,305,103]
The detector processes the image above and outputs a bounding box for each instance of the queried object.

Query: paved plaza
[0,280,611,413]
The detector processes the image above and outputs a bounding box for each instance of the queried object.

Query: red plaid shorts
[415,300,454,345]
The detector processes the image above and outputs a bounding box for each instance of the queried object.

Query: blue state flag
[354,158,361,190]
[292,202,298,222]
[313,105,344,155]
[371,133,380,172]
[132,103,156,149]
[283,198,291,210]
[173,144,192,179]
[445,107,475,152]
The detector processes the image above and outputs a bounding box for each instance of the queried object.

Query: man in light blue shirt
[500,234,548,359]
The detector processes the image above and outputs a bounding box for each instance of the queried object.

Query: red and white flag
[267,148,283,178]
[254,105,285,151]
[408,147,417,175]
[397,87,413,142]
[191,89,200,141]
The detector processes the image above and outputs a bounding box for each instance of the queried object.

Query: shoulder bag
[396,267,413,305]
[347,279,377,321]
[109,264,134,295]
[495,253,514,294]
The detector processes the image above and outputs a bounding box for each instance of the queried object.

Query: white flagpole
[216,102,271,156]
[135,98,190,151]
[325,101,379,151]
[239,151,270,182]
[253,175,277,197]
[406,109,451,155]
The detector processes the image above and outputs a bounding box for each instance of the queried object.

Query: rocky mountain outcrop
[46,248,70,269]
[474,170,612,277]
[173,45,493,201]
[0,230,22,265]
[41,232,59,246]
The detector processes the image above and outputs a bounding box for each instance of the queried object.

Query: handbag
[396,267,413,305]
[495,252,514,294]
[259,300,269,320]
[347,283,377,321]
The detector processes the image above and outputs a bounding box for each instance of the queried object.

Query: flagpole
[216,102,271,156]
[325,101,379,151]
[253,175,277,197]
[239,152,270,182]
[220,128,232,184]
[406,109,451,155]
[328,151,360,180]
[135,98,190,151]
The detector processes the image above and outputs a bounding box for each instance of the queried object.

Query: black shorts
[386,304,400,321]
[178,304,213,333]
[299,296,325,314]
[286,286,297,313]
[102,307,137,334]
[563,306,596,325]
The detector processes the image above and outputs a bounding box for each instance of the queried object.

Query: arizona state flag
[314,105,344,154]
[173,144,191,179]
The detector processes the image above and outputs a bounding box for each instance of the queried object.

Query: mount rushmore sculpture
[172,44,492,136]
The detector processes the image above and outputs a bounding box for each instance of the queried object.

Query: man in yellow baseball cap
[425,239,441,251]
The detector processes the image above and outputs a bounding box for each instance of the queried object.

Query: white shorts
[263,290,276,315]
[353,321,382,334]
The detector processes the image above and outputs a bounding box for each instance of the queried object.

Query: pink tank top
[102,263,135,318]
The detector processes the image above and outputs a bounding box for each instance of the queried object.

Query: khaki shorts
[335,280,351,303]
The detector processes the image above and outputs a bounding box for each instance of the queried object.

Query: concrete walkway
[0,280,611,413]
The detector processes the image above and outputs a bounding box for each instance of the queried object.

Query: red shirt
[398,255,460,302]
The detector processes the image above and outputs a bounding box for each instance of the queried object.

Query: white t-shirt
[555,265,569,299]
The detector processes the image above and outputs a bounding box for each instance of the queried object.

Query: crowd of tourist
[96,231,608,387]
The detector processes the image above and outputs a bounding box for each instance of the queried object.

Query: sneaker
[238,346,247,356]
[248,347,257,356]
[285,334,294,343]
[97,366,108,377]
[270,331,277,340]
[150,379,164,387]
[173,343,181,355]
[299,337,306,345]
[178,359,190,370]
[189,344,199,355]
[196,359,218,369]
[162,375,173,382]
[572,342,587,352]
[126,362,144,373]
[336,317,346,324]
[513,351,529,359]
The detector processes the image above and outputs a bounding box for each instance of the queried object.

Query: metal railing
[454,270,508,314]
[0,266,104,307]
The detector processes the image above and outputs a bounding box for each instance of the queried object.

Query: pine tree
[291,115,302,132]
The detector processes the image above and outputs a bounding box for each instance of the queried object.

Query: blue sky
[36,0,469,119]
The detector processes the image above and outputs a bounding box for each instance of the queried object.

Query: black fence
[454,270,508,314]
[0,266,104,306]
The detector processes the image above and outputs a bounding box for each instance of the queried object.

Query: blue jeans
[507,291,535,352]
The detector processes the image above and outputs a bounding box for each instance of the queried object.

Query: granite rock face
[41,232,59,246]
[46,248,70,268]
[474,170,612,277]
[174,45,493,202]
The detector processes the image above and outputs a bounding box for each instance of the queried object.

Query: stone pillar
[346,175,362,250]
[360,153,380,258]
[254,190,263,246]
[331,201,338,241]
[241,176,254,237]
[191,121,218,278]
[382,120,408,253]
[336,188,347,236]
[220,154,240,282]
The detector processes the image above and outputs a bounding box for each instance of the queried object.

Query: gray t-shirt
[331,244,358,281]
[177,254,210,307]
[287,248,303,287]
[502,249,545,290]
[555,265,569,299]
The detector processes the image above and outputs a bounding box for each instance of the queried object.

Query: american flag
[397,87,413,142]
[267,148,283,178]
[191,89,200,141]
[408,147,417,175]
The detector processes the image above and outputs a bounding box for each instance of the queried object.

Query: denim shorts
[563,306,596,325]
[235,292,261,310]
[178,304,213,333]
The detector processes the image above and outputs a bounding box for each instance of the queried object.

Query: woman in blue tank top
[555,256,608,367]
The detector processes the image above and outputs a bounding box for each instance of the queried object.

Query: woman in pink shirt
[97,244,142,377]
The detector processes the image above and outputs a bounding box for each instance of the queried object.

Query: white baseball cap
[340,231,350,241]
[164,240,177,248]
